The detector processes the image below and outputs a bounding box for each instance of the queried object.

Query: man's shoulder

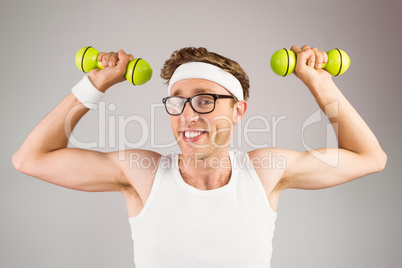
[246,148,290,182]
[247,148,294,163]
[122,149,162,160]
[115,149,162,175]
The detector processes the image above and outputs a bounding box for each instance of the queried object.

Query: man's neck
[178,150,232,190]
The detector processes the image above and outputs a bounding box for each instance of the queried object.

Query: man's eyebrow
[172,88,216,96]
[172,89,182,96]
[195,88,213,94]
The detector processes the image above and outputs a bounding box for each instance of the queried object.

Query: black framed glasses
[162,93,236,116]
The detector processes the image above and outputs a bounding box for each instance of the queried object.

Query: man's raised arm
[250,45,387,192]
[12,50,158,193]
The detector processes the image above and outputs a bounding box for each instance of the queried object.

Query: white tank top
[129,150,277,267]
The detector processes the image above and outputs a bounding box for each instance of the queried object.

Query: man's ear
[233,101,247,124]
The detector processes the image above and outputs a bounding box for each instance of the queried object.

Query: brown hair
[160,47,250,101]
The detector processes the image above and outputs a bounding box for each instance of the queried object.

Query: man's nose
[181,102,199,122]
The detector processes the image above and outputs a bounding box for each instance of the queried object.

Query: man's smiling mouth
[180,130,208,141]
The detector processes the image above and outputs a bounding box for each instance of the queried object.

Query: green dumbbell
[270,48,351,77]
[75,46,153,85]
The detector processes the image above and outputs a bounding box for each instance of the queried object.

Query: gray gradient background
[1,0,401,267]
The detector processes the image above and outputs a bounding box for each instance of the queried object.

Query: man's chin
[179,145,210,161]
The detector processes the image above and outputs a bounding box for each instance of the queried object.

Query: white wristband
[71,75,105,109]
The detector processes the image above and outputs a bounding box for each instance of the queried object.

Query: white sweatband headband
[167,62,244,101]
[71,75,105,109]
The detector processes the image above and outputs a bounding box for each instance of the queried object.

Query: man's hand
[88,49,135,92]
[290,45,333,90]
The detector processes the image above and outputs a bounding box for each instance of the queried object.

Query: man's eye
[173,102,184,107]
[199,100,210,105]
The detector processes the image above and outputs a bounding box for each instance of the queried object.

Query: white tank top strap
[128,153,169,224]
[242,151,278,219]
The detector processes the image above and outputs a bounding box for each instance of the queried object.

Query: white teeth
[184,131,203,139]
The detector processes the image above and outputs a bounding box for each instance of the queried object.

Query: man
[12,45,387,267]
